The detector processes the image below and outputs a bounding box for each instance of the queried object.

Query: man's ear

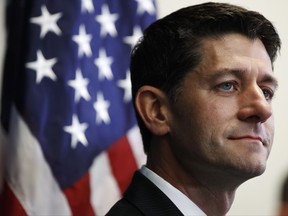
[135,86,170,136]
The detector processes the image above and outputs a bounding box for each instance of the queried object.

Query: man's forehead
[198,34,272,68]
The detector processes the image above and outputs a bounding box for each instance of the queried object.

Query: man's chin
[236,164,267,181]
[223,160,267,183]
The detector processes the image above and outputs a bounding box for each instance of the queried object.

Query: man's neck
[148,163,240,216]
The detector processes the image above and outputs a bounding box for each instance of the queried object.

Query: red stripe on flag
[0,181,27,216]
[64,172,95,216]
[108,136,138,194]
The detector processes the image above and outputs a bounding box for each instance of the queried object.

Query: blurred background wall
[0,0,287,215]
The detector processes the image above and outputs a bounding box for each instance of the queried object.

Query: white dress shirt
[140,166,206,216]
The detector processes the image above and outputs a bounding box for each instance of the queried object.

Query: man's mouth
[228,135,263,144]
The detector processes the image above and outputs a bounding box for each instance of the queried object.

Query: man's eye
[217,82,235,91]
[262,88,274,101]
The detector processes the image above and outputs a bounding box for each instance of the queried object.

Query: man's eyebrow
[202,68,249,83]
[261,74,279,90]
[204,69,245,80]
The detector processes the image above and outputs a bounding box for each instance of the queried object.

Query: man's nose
[237,84,273,123]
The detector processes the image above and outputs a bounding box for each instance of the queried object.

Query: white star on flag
[94,48,114,80]
[95,4,119,37]
[81,0,94,13]
[135,0,156,15]
[68,68,91,102]
[26,50,57,84]
[93,92,111,125]
[64,114,89,149]
[72,24,93,58]
[123,26,143,50]
[117,71,132,103]
[30,5,62,38]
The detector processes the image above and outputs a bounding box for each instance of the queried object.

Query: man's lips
[228,136,263,143]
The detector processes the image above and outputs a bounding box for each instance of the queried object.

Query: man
[107,2,281,216]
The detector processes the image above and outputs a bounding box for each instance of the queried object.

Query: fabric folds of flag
[0,0,156,215]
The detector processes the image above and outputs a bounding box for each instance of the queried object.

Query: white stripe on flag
[4,105,71,215]
[127,126,146,167]
[90,151,121,216]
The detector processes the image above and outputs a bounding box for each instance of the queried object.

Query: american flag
[0,0,156,215]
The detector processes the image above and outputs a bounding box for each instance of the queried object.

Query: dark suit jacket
[106,170,183,216]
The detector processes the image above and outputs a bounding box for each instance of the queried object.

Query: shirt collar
[140,166,206,216]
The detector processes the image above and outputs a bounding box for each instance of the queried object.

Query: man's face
[169,33,277,179]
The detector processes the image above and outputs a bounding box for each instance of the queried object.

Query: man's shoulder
[106,170,183,216]
[106,198,143,216]
[106,171,147,216]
